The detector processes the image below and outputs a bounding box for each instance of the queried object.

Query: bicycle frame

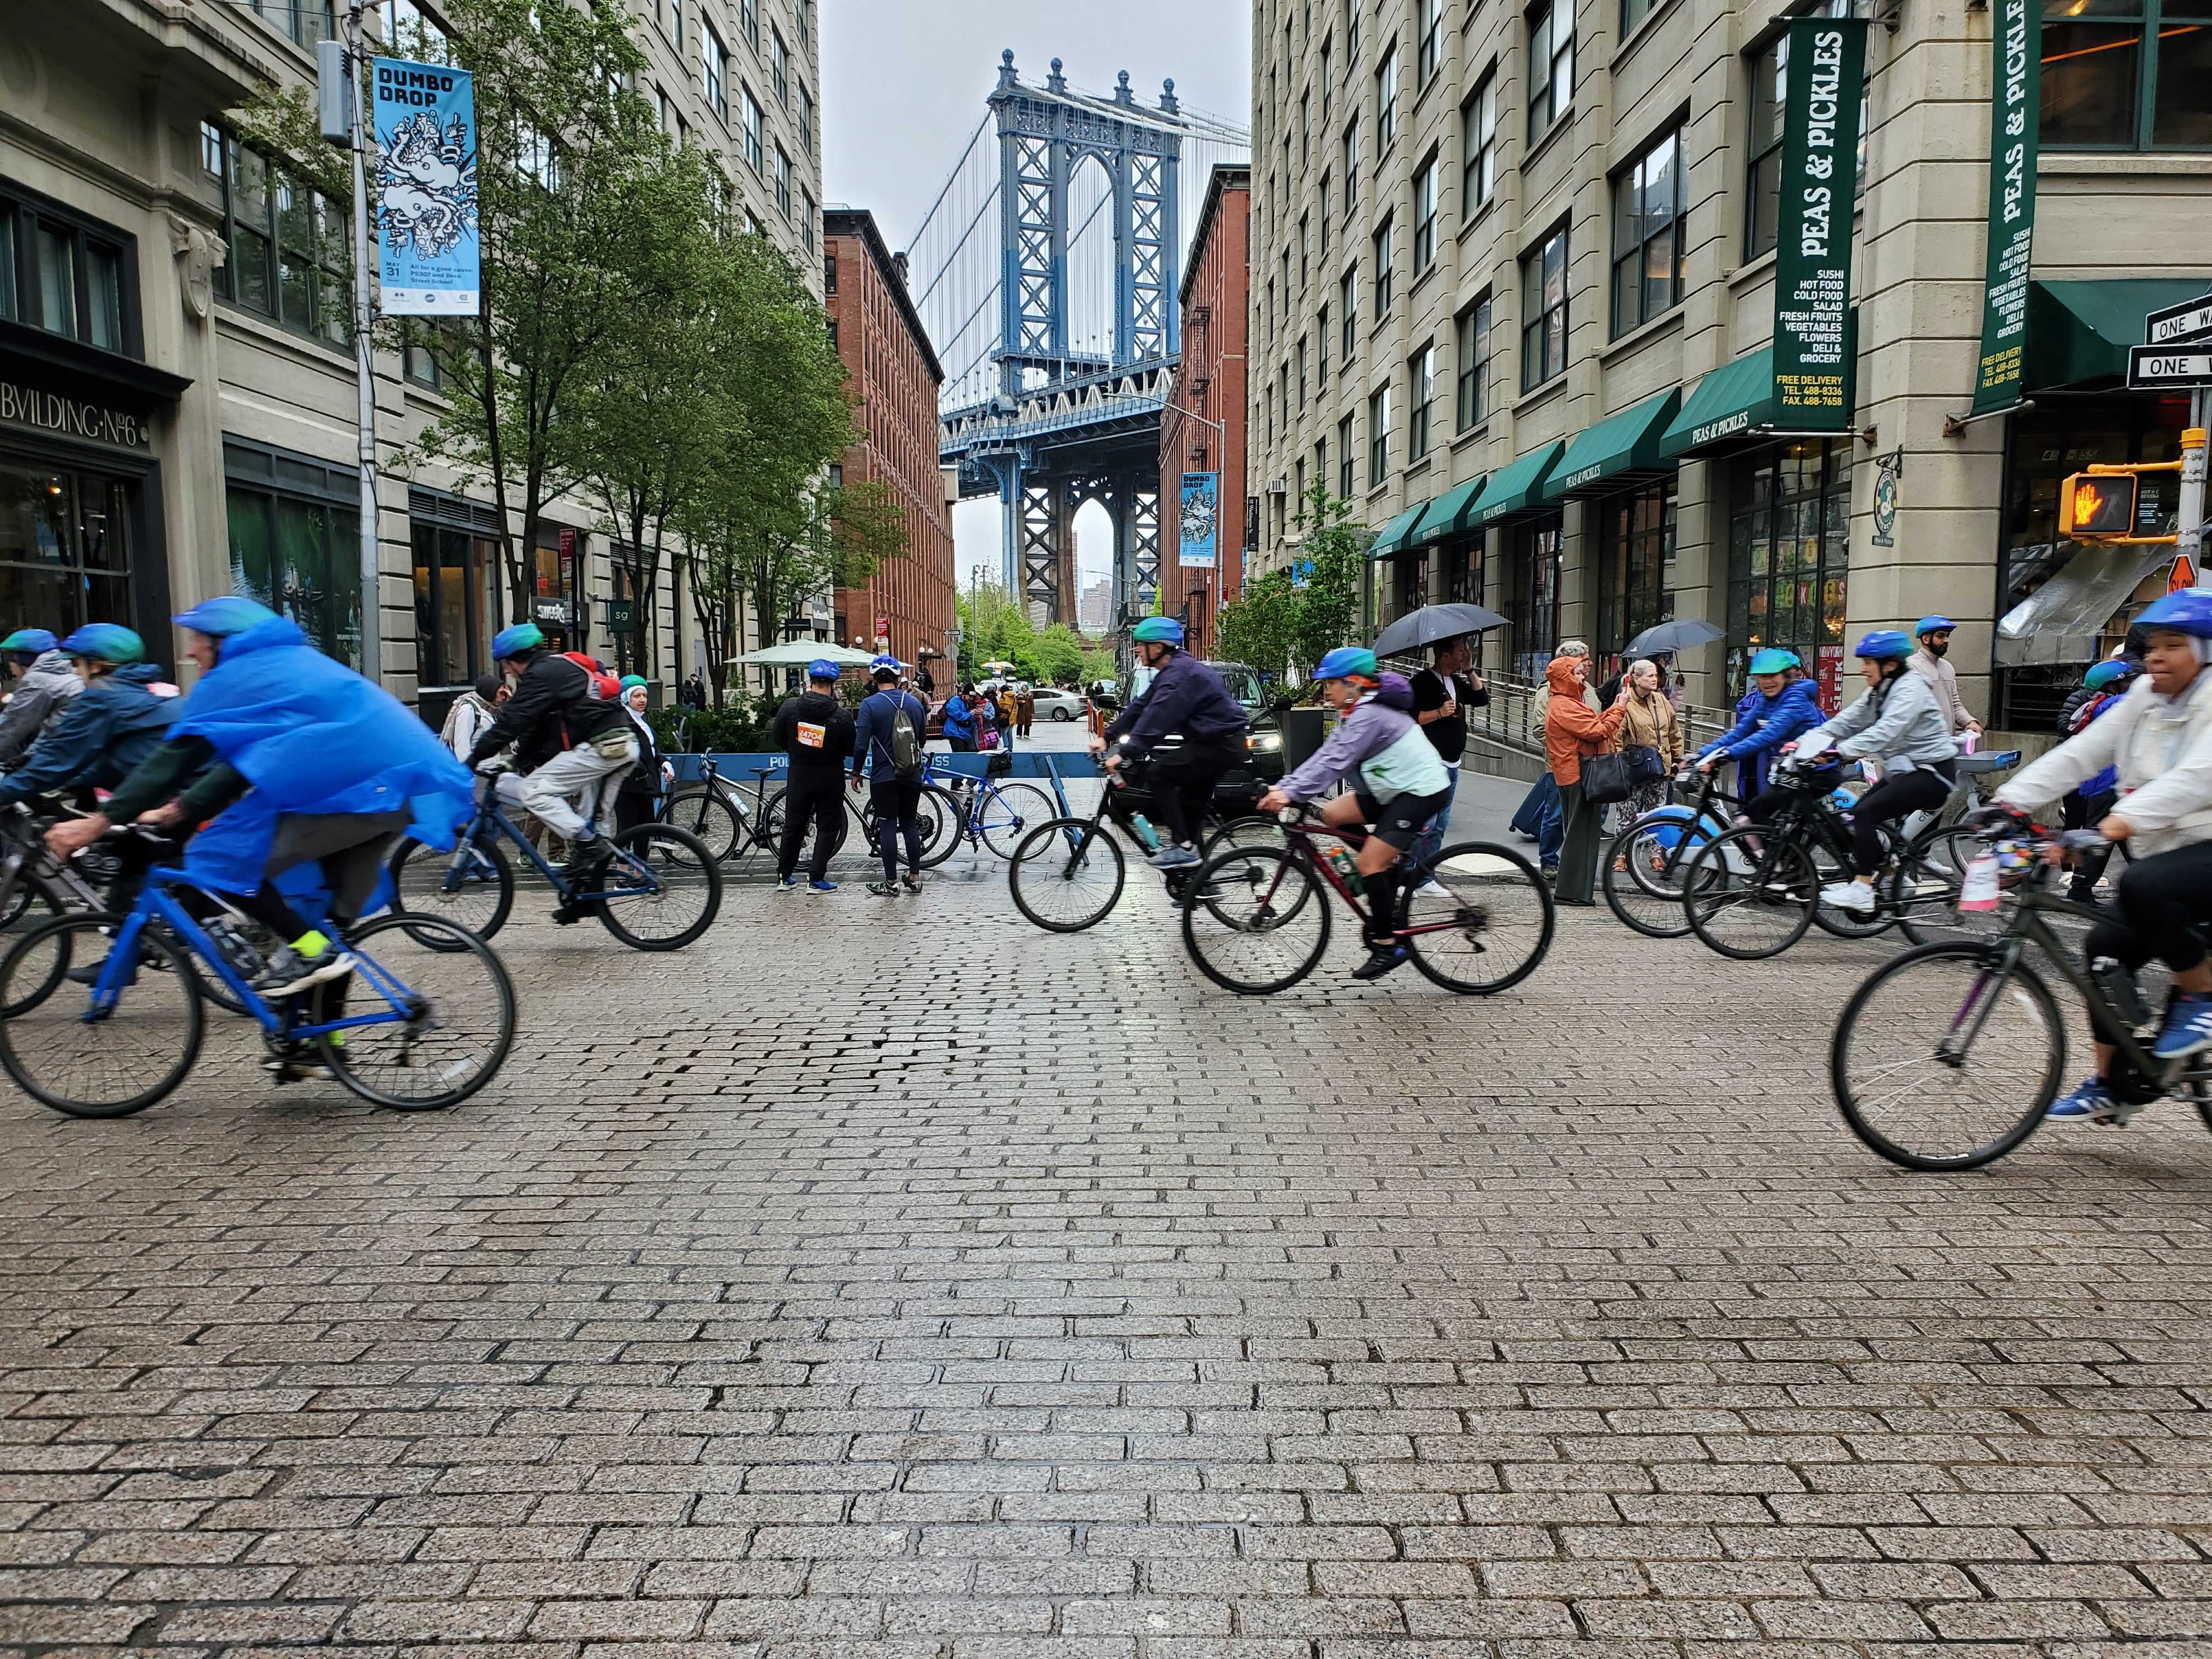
[447,798,664,904]
[1273,816,1477,941]
[0,816,103,916]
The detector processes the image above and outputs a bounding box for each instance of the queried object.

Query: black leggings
[2085,840,2212,979]
[1839,768,1953,876]
[1148,735,1245,848]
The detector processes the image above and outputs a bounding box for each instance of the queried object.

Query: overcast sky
[821,1,1252,593]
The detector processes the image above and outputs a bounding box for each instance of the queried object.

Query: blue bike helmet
[806,657,841,682]
[1853,629,1914,661]
[59,623,146,664]
[2134,588,2212,637]
[173,595,277,638]
[1747,647,1799,675]
[0,628,57,660]
[2083,657,2138,691]
[1914,615,1957,637]
[1131,616,1184,646]
[1314,645,1379,682]
[869,652,902,673]
[489,622,546,661]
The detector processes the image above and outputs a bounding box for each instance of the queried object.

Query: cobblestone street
[4,787,2212,1657]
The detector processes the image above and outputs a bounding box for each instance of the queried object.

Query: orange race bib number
[797,721,826,748]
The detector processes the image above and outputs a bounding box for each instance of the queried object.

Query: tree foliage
[1214,482,1372,679]
[955,584,1113,685]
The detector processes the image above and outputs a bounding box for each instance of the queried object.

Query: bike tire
[320,913,516,1111]
[0,913,204,1118]
[913,783,964,868]
[595,824,723,951]
[1180,846,1329,995]
[764,786,850,865]
[387,833,515,946]
[1403,841,1556,995]
[977,782,1056,859]
[1683,826,1818,960]
[1830,941,2064,1171]
[0,873,74,1015]
[1008,816,1126,933]
[1601,818,1699,939]
[1201,814,1289,857]
[662,785,743,865]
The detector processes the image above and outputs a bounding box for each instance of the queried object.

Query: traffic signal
[2060,471,2140,539]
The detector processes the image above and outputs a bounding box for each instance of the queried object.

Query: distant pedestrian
[679,673,706,710]
[614,676,672,838]
[771,658,854,894]
[995,684,1016,752]
[917,661,936,696]
[851,655,929,896]
[439,672,505,765]
[942,684,978,752]
[1406,634,1487,878]
[1609,658,1683,839]
[1543,648,1627,906]
[1016,681,1034,736]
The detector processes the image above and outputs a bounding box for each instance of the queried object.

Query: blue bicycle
[0,840,516,1118]
[386,785,722,950]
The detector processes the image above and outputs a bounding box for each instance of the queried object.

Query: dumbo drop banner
[373,57,482,316]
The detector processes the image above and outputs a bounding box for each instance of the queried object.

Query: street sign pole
[2180,392,2208,568]
[346,0,379,683]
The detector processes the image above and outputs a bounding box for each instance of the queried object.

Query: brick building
[1159,165,1252,661]
[823,207,955,682]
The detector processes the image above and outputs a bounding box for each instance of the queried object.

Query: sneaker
[1818,879,1876,915]
[776,874,802,893]
[1414,878,1451,901]
[1350,941,1411,980]
[2046,1075,2130,1122]
[563,834,614,879]
[1540,864,1559,883]
[1147,844,1200,870]
[251,944,356,1000]
[902,871,923,893]
[2153,991,2212,1060]
[808,879,839,895]
[865,880,900,896]
[66,956,135,988]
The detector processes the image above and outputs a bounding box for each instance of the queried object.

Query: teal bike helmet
[1314,645,1379,681]
[1131,616,1184,646]
[59,623,146,664]
[1747,647,1800,675]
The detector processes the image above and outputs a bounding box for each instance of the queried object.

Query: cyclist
[1994,589,2212,1120]
[0,625,177,816]
[772,658,854,894]
[46,596,473,998]
[1696,648,1822,799]
[1775,629,1959,916]
[2055,656,2140,905]
[1091,616,1248,869]
[1254,646,1452,981]
[0,628,83,764]
[851,655,928,896]
[464,622,637,885]
[1909,616,1982,741]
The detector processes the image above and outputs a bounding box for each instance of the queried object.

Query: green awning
[1407,474,1488,549]
[1541,388,1682,500]
[1662,347,1779,456]
[2028,279,2210,391]
[1466,441,1565,529]
[1366,501,1430,561]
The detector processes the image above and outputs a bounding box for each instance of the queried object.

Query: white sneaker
[1415,879,1451,900]
[1818,879,1876,915]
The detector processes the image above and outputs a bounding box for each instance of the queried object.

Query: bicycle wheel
[595,824,723,950]
[662,786,742,866]
[914,783,965,868]
[388,834,514,946]
[763,787,849,868]
[1683,826,1818,960]
[1807,827,1895,940]
[1181,847,1330,995]
[975,782,1056,858]
[1202,814,1289,856]
[1008,817,1126,932]
[0,873,75,1015]
[1601,817,1701,939]
[1831,941,2064,1170]
[0,914,204,1118]
[1402,842,1555,995]
[318,913,516,1111]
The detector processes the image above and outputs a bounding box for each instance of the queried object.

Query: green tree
[1033,624,1086,685]
[1291,481,1369,670]
[1216,566,1300,679]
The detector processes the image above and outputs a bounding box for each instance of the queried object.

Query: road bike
[1830,821,2212,1170]
[0,833,515,1118]
[1180,803,1554,996]
[386,782,721,950]
[918,752,1056,864]
[1600,765,1741,939]
[654,751,748,865]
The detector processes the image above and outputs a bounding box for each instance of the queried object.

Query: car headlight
[1248,733,1283,752]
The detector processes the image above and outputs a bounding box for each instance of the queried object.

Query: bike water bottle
[1322,841,1365,895]
[1128,813,1161,853]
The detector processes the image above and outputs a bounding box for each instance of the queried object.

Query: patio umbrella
[732,640,878,668]
[1624,617,1724,656]
[1372,602,1509,659]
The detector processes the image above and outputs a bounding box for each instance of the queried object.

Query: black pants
[1841,767,1953,875]
[2062,787,2118,902]
[613,788,658,839]
[870,774,923,881]
[776,777,844,882]
[1149,734,1244,848]
[2086,840,2212,977]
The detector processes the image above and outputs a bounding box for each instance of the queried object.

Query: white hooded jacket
[1997,668,2212,859]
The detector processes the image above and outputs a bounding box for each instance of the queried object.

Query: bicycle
[387,780,721,950]
[1180,803,1555,996]
[1830,821,2212,1170]
[1677,754,1985,960]
[917,751,1056,864]
[1600,764,1741,939]
[655,751,748,865]
[0,831,515,1118]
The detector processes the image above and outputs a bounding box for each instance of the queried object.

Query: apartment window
[207,132,347,347]
[1299,335,1310,408]
[1747,17,1870,257]
[1319,174,1332,256]
[1418,0,1443,84]
[1623,0,1665,38]
[799,82,815,155]
[1368,385,1392,483]
[250,0,335,47]
[1339,413,1357,496]
[1340,266,1358,360]
[800,189,815,252]
[795,0,809,49]
[403,320,445,389]
[670,0,681,48]
[741,86,764,171]
[1521,223,1570,390]
[1462,75,1498,217]
[1322,38,1333,119]
[1408,344,1435,462]
[379,0,448,56]
[1343,121,1360,209]
[771,26,788,104]
[0,190,133,355]
[2043,0,2212,147]
[1455,294,1492,430]
[739,0,759,50]
[824,252,838,294]
[702,21,727,121]
[1300,212,1311,286]
[1266,279,1276,338]
[1346,0,1361,66]
[1301,89,1312,165]
[1611,127,1686,337]
[1376,48,1399,151]
[1527,0,1574,141]
[1316,438,1329,503]
[1372,217,1393,317]
[775,146,792,215]
[1412,154,1439,275]
[1318,303,1331,387]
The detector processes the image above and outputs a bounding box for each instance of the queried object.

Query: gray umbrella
[1623,617,1724,656]
[1372,602,1509,659]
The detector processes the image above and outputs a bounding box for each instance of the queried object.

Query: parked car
[1108,659,1285,821]
[1030,686,1086,722]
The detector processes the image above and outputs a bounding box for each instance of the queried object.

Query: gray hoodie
[0,651,83,765]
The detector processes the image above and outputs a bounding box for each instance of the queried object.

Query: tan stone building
[1,0,821,718]
[1247,0,2212,736]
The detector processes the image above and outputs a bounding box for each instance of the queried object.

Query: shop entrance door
[0,460,136,635]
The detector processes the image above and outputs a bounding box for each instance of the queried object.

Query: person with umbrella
[1405,633,1488,879]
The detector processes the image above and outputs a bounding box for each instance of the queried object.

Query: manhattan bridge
[904,52,1249,630]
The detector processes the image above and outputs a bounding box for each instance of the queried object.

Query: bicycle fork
[1937,940,2022,1068]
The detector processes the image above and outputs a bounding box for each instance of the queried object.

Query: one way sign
[2129,347,2212,389]
[2145,287,2212,348]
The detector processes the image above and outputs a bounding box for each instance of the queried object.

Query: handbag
[1624,743,1666,787]
[1579,750,1631,806]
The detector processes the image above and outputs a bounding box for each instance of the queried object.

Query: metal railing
[1449,669,1737,761]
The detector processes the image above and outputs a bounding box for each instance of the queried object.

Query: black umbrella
[1623,617,1724,656]
[1372,602,1509,659]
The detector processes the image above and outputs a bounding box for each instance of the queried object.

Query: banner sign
[1179,472,1219,569]
[374,57,481,315]
[1772,16,1867,430]
[1970,0,2041,415]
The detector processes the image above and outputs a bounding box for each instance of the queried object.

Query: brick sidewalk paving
[2,859,2210,1657]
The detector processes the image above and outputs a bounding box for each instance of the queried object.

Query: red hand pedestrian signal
[2059,472,2138,540]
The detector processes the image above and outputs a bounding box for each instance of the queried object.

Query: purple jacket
[1278,673,1428,802]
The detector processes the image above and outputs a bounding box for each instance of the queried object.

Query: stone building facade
[1,0,822,720]
[1246,0,2212,735]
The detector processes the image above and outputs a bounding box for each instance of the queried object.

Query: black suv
[1097,658,1284,822]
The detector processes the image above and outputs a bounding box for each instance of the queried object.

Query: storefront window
[0,464,134,636]
[1726,439,1852,705]
[1508,516,1564,679]
[1446,535,1485,606]
[1390,552,1429,620]
[2041,0,2212,150]
[1594,478,1678,673]
[411,522,494,689]
[225,490,361,669]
